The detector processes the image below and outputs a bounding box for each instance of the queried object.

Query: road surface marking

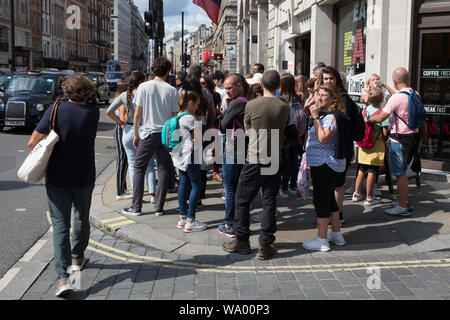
[100,216,129,223]
[0,268,21,292]
[15,208,27,212]
[86,239,450,274]
[108,220,135,228]
[19,239,48,262]
[96,136,114,139]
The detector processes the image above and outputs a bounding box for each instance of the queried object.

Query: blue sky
[133,0,212,35]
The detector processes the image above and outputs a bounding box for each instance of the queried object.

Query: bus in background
[107,60,130,76]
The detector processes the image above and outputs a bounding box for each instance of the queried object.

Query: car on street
[0,72,13,91]
[105,71,125,91]
[0,71,68,131]
[80,72,110,105]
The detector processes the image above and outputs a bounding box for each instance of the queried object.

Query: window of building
[335,0,367,103]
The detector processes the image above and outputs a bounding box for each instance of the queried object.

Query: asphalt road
[0,102,117,279]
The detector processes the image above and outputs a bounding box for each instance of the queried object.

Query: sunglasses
[200,82,206,85]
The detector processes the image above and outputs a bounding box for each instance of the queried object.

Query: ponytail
[124,71,146,123]
[178,90,199,113]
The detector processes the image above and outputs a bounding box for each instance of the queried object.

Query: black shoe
[122,207,142,216]
[223,239,252,254]
[258,245,276,260]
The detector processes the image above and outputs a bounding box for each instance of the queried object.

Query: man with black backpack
[321,66,366,225]
[369,67,424,217]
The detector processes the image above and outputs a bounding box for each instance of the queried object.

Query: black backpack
[341,92,366,142]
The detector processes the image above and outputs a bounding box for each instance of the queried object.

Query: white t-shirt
[133,80,179,139]
[171,113,196,172]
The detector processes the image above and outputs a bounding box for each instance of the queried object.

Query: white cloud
[133,0,211,36]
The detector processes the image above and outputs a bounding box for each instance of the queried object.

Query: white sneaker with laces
[184,220,207,233]
[364,196,381,206]
[327,232,346,246]
[352,192,364,202]
[302,237,331,252]
[177,218,187,229]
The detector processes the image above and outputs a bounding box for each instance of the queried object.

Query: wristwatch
[313,117,320,121]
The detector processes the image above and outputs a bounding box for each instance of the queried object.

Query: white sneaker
[155,211,163,216]
[385,204,411,217]
[279,190,289,199]
[327,232,346,246]
[302,237,331,252]
[184,220,207,233]
[177,218,187,229]
[288,187,297,195]
[364,196,381,206]
[352,192,364,202]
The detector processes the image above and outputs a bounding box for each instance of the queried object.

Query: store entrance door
[295,35,310,77]
[418,31,450,162]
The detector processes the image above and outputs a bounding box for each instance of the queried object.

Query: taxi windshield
[6,75,55,95]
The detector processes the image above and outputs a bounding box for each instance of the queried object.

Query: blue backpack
[161,112,190,151]
[395,90,426,131]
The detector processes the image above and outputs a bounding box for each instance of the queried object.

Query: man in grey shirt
[122,57,179,216]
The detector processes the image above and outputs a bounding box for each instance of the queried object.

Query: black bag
[341,92,366,142]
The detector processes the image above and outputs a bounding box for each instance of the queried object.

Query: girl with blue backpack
[170,90,207,233]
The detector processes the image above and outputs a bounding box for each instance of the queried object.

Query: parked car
[0,72,13,91]
[0,71,68,131]
[105,71,125,91]
[79,72,110,105]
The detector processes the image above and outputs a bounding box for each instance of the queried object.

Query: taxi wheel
[0,125,3,132]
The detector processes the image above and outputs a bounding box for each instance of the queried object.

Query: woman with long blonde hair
[361,73,395,107]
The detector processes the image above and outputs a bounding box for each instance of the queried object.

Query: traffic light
[145,0,163,39]
[183,54,191,68]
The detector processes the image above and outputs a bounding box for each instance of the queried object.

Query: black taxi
[0,71,68,131]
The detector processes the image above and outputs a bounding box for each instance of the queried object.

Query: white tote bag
[17,99,61,183]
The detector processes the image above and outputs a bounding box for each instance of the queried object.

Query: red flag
[203,49,212,63]
[193,0,221,25]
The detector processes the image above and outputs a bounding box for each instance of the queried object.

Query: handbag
[17,99,61,183]
[296,153,311,200]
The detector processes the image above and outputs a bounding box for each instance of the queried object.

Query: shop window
[335,0,367,104]
[420,32,450,161]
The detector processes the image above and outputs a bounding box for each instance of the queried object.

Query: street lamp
[97,0,102,71]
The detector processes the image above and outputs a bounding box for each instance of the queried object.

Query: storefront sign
[347,72,366,104]
[425,105,450,115]
[421,69,450,78]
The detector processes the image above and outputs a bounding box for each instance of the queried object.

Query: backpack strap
[237,97,248,103]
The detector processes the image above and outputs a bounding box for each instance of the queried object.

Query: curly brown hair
[62,75,95,103]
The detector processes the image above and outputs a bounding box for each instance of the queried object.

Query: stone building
[212,0,238,72]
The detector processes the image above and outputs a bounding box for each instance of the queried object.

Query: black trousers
[235,163,281,246]
[311,164,339,218]
[132,133,172,212]
[114,124,128,196]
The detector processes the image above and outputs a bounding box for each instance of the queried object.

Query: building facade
[262,0,449,169]
[130,2,148,72]
[112,0,132,75]
[212,0,238,72]
[236,0,268,75]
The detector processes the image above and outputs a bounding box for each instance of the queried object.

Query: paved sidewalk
[90,160,450,258]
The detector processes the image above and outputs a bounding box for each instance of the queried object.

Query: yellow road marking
[100,216,129,223]
[108,220,135,228]
[87,239,450,274]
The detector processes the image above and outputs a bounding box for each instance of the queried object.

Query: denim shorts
[390,141,407,176]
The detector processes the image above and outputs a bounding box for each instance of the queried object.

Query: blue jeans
[178,163,203,220]
[122,124,156,194]
[281,146,299,191]
[222,151,243,226]
[46,183,94,277]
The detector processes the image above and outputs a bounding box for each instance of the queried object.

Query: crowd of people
[27,56,422,296]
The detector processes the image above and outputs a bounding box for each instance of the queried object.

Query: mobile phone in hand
[376,80,384,87]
